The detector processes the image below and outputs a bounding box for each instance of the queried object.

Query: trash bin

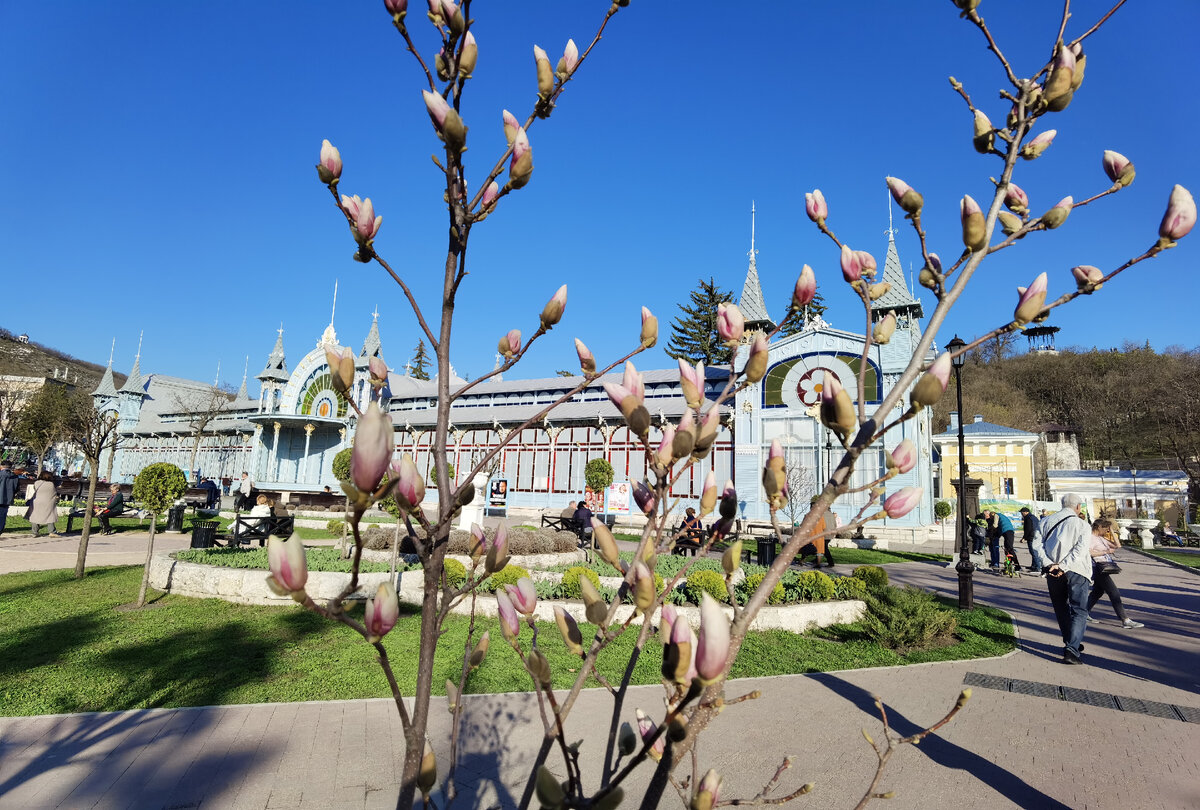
[191,520,219,548]
[757,536,777,567]
[166,503,186,534]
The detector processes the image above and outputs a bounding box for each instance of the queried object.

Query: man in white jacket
[1042,493,1092,665]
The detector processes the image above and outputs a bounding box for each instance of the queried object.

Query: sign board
[606,482,631,515]
[584,487,604,514]
[489,479,508,508]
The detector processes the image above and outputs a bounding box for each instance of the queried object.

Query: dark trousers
[0,504,8,534]
[799,541,835,567]
[1047,570,1090,658]
[1087,570,1128,621]
[98,510,116,533]
[991,530,1016,567]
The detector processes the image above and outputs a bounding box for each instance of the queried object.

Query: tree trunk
[105,446,115,482]
[189,435,202,479]
[136,514,157,608]
[389,519,401,577]
[73,461,101,579]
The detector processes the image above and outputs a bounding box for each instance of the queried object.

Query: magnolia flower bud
[839,244,862,283]
[533,45,554,99]
[696,593,730,685]
[717,303,744,346]
[909,353,951,410]
[481,181,499,210]
[856,250,877,278]
[350,197,382,243]
[655,425,676,469]
[502,109,520,144]
[889,439,917,474]
[1072,264,1104,292]
[672,410,696,458]
[325,344,355,394]
[719,480,738,520]
[622,361,645,403]
[662,611,693,683]
[631,561,655,613]
[633,480,656,516]
[872,313,896,344]
[266,536,308,597]
[554,605,583,656]
[364,582,399,642]
[692,770,723,810]
[441,0,464,34]
[486,525,510,573]
[317,139,342,184]
[506,578,538,615]
[468,523,487,558]
[699,471,717,517]
[883,487,923,518]
[417,740,437,797]
[1102,150,1135,188]
[385,0,408,16]
[580,575,607,626]
[805,189,828,225]
[885,176,923,215]
[722,540,742,576]
[390,454,425,512]
[603,382,649,437]
[972,109,994,153]
[351,403,393,494]
[509,126,533,189]
[693,407,720,457]
[1004,183,1029,214]
[458,31,478,76]
[1013,272,1049,326]
[422,89,450,132]
[960,194,987,252]
[557,39,579,77]
[1043,45,1075,106]
[592,518,622,568]
[1158,184,1196,245]
[636,709,665,762]
[1021,129,1057,160]
[534,765,562,808]
[540,285,567,329]
[574,338,596,376]
[1071,49,1087,91]
[997,210,1023,236]
[1040,196,1073,230]
[368,355,389,389]
[496,590,520,643]
[498,330,521,359]
[743,333,769,383]
[867,282,890,301]
[640,306,658,348]
[793,265,817,308]
[679,359,705,410]
[469,631,489,669]
[819,372,857,442]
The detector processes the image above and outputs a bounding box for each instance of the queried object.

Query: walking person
[236,471,254,511]
[1042,493,1092,665]
[798,497,837,569]
[0,460,19,535]
[1021,506,1045,576]
[1086,518,1144,629]
[26,470,63,538]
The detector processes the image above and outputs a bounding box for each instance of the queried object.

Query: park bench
[541,514,587,541]
[223,515,295,547]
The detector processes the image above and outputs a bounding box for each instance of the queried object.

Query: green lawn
[613,533,951,566]
[0,566,1014,717]
[1144,549,1200,568]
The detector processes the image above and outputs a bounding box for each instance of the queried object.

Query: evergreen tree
[779,290,829,336]
[408,340,432,380]
[666,278,735,366]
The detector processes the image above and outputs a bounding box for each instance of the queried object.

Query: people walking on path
[797,497,836,569]
[1086,517,1145,629]
[0,460,19,535]
[985,508,1018,571]
[26,471,62,538]
[1042,493,1092,665]
[1021,506,1045,576]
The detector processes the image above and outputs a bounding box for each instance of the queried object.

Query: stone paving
[1,536,1198,809]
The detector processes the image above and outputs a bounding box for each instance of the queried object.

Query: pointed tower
[738,201,776,338]
[357,308,385,369]
[116,333,148,427]
[257,326,289,413]
[236,355,250,400]
[871,209,923,332]
[93,340,119,401]
[318,280,339,347]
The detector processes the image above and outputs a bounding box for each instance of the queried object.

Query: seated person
[199,478,220,509]
[678,507,704,545]
[1161,522,1182,545]
[233,495,273,541]
[797,497,836,569]
[571,500,594,541]
[96,483,125,535]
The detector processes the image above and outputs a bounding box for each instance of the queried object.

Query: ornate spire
[738,201,775,333]
[871,227,923,319]
[92,338,119,398]
[237,355,249,400]
[319,280,339,346]
[118,331,146,395]
[357,308,385,368]
[258,325,290,381]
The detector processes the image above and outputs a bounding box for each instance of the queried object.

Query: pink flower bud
[1014,271,1049,326]
[481,181,499,209]
[719,479,738,520]
[368,355,389,388]
[972,109,994,153]
[496,589,520,643]
[364,582,399,641]
[699,470,717,516]
[384,0,407,15]
[696,592,730,684]
[1021,129,1057,160]
[498,329,521,358]
[889,439,917,474]
[540,284,567,329]
[603,381,636,412]
[533,45,554,98]
[1102,150,1135,187]
[557,39,579,76]
[469,523,487,557]
[678,358,704,410]
[509,126,533,188]
[574,338,596,375]
[353,197,382,242]
[695,770,723,810]
[502,109,520,144]
[554,605,583,655]
[631,561,655,612]
[840,244,862,282]
[659,602,678,642]
[656,426,676,468]
[622,361,645,403]
[744,333,768,383]
[769,439,784,463]
[1071,265,1104,291]
[872,312,896,345]
[883,487,923,518]
[324,344,355,394]
[885,176,923,215]
[793,265,817,308]
[960,194,986,251]
[1003,183,1029,214]
[317,139,342,184]
[909,353,952,410]
[819,372,857,440]
[855,250,877,277]
[266,536,308,596]
[717,303,744,345]
[389,454,425,511]
[1159,184,1196,244]
[1044,45,1076,104]
[633,480,656,516]
[422,89,450,131]
[636,709,665,761]
[459,31,477,75]
[640,306,658,348]
[805,189,828,224]
[506,578,538,615]
[351,403,394,493]
[1040,196,1073,230]
[340,193,362,220]
[486,525,509,573]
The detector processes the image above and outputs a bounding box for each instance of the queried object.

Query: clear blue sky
[3,1,1197,393]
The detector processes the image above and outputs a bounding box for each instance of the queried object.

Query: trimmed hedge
[852,565,889,590]
[481,565,531,593]
[686,569,729,604]
[560,566,602,599]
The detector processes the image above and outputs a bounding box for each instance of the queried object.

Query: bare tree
[11,384,72,474]
[0,384,23,445]
[62,394,122,578]
[173,384,235,476]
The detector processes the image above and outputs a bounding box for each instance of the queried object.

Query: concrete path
[2,548,1198,808]
[0,532,196,575]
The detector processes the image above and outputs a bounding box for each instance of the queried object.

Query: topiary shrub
[834,575,869,601]
[361,525,394,550]
[852,565,889,590]
[934,500,953,521]
[797,570,836,601]
[862,586,958,652]
[686,569,729,604]
[482,564,531,593]
[442,558,467,588]
[585,458,614,493]
[326,519,345,535]
[560,566,602,599]
[132,462,188,515]
[741,571,785,605]
[332,448,353,482]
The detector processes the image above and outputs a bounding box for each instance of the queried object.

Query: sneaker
[1061,652,1084,665]
[1086,616,1101,624]
[1122,619,1145,629]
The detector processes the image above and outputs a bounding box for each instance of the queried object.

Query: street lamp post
[947,336,973,610]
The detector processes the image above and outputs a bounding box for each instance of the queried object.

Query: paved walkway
[1,544,1198,808]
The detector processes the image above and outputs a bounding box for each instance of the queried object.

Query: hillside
[0,327,127,392]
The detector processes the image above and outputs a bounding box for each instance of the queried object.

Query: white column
[268,422,281,481]
[300,423,315,484]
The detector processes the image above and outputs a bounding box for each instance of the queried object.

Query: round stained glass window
[300,373,347,418]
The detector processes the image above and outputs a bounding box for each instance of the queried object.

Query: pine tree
[408,340,432,380]
[666,278,735,365]
[779,290,829,337]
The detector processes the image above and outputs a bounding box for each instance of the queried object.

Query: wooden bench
[224,515,295,547]
[541,514,587,540]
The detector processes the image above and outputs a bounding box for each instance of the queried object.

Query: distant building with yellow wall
[932,413,1038,501]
